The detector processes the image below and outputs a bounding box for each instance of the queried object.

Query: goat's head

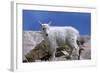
[39,21,52,37]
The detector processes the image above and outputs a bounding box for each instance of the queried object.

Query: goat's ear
[48,21,52,25]
[38,21,42,27]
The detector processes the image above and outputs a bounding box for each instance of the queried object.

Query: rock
[23,31,91,62]
[25,40,51,62]
[24,40,72,62]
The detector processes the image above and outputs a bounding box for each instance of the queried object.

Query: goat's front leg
[49,48,56,61]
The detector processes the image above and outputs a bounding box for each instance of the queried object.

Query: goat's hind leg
[65,48,73,60]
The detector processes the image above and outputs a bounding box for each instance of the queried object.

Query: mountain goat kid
[41,23,80,61]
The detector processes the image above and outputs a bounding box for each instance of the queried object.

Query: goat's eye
[43,28,45,30]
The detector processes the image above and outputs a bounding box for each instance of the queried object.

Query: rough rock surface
[23,31,91,62]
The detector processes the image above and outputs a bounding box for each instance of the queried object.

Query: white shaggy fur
[41,23,80,60]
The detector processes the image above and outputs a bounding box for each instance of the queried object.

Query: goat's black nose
[46,34,48,36]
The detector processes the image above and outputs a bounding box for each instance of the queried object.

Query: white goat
[41,23,80,60]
